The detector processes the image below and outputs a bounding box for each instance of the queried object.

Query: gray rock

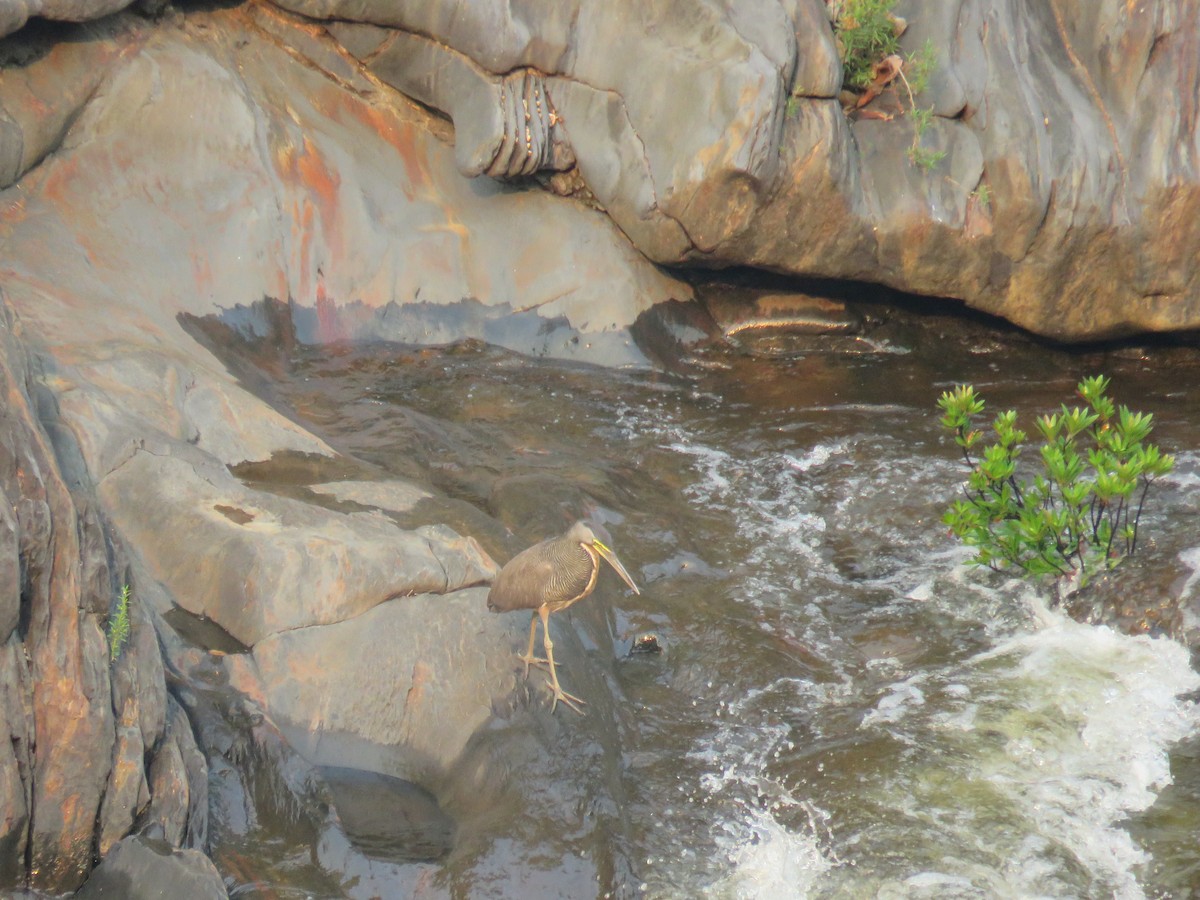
[145,731,188,849]
[0,324,116,895]
[97,716,148,857]
[110,589,168,764]
[311,0,1200,340]
[0,642,32,887]
[74,834,226,900]
[785,0,843,99]
[0,0,134,38]
[0,481,18,641]
[98,445,496,646]
[0,19,140,182]
[250,587,518,786]
[365,30,570,178]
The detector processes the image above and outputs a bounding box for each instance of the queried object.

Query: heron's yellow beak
[592,539,641,595]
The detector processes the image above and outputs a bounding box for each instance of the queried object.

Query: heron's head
[568,520,641,595]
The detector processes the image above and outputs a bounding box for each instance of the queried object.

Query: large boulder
[74,834,226,900]
[0,4,688,644]
[309,0,1200,341]
[0,4,682,891]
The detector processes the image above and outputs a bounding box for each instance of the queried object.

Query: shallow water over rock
[216,299,1200,898]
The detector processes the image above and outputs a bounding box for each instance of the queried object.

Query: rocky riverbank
[1,1,1199,894]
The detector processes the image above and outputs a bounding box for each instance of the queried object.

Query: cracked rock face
[4,1,1198,338]
[308,0,1200,340]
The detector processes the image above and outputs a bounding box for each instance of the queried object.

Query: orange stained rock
[224,654,268,707]
[34,152,82,209]
[276,134,341,302]
[292,135,341,215]
[337,98,430,194]
[190,250,215,297]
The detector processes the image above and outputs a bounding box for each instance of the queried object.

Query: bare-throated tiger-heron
[487,521,640,713]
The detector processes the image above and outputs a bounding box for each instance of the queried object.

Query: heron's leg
[539,606,585,714]
[518,611,549,675]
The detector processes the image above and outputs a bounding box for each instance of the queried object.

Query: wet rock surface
[74,834,226,900]
[0,2,675,893]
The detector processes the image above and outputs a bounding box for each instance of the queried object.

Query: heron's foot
[518,653,550,675]
[549,684,587,715]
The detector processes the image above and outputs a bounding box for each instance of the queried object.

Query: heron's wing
[487,554,560,611]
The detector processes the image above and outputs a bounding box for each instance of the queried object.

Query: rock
[0,642,32,887]
[110,588,168,766]
[787,0,843,99]
[74,834,226,900]
[0,322,116,895]
[0,0,138,39]
[0,18,144,187]
[5,1,1200,339]
[320,765,455,862]
[0,480,18,642]
[98,445,496,646]
[250,587,518,785]
[704,291,863,338]
[310,0,1200,341]
[144,721,189,849]
[97,714,149,857]
[177,707,210,851]
[358,29,572,179]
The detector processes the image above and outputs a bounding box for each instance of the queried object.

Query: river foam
[653,427,1200,899]
[672,599,1199,900]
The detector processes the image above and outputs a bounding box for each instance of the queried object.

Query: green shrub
[835,0,901,89]
[937,376,1174,586]
[108,584,131,662]
[834,5,943,171]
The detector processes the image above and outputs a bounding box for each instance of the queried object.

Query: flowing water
[224,299,1200,898]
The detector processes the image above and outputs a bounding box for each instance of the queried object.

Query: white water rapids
[634,422,1200,899]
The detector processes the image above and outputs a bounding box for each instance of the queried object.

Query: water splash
[653,420,1200,899]
[853,597,1200,898]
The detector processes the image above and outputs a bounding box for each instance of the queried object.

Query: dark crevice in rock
[671,265,1200,353]
[0,16,79,67]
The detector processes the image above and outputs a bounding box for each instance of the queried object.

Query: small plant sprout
[906,105,946,171]
[108,584,131,662]
[905,39,937,95]
[937,376,1174,588]
[970,182,993,209]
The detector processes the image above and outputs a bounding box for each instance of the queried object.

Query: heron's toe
[551,686,587,715]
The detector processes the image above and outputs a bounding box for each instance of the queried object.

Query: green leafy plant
[833,4,943,171]
[937,376,1174,586]
[834,0,902,89]
[108,584,131,662]
[906,105,946,171]
[970,182,992,209]
[904,39,937,95]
